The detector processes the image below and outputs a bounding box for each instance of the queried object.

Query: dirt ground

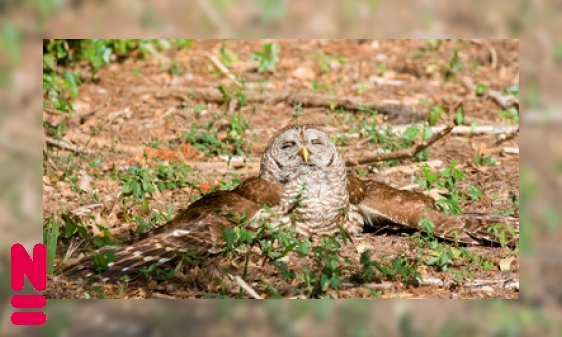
[43,39,519,299]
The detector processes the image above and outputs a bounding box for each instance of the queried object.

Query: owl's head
[259,124,343,183]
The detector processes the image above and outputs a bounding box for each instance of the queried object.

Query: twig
[393,124,519,135]
[471,39,497,69]
[341,282,393,290]
[345,124,454,166]
[209,54,243,88]
[495,129,519,144]
[417,276,519,289]
[45,137,94,154]
[462,76,516,110]
[151,292,179,299]
[128,86,421,119]
[502,147,519,155]
[234,275,263,299]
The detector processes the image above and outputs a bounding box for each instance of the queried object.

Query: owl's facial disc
[260,125,343,183]
[273,127,335,170]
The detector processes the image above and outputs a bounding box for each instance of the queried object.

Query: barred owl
[61,124,518,281]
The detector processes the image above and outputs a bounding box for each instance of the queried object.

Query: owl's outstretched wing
[354,180,519,246]
[61,178,283,282]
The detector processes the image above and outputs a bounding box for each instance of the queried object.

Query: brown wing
[233,176,283,205]
[347,172,367,204]
[355,180,519,246]
[61,178,280,282]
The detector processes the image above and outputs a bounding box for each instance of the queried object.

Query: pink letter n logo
[10,243,47,326]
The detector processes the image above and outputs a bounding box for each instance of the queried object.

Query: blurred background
[0,0,561,336]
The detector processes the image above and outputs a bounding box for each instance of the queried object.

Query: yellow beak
[301,145,309,163]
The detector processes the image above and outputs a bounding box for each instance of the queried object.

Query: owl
[61,124,518,281]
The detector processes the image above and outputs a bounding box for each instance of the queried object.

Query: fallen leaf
[77,170,92,192]
[291,66,315,81]
[355,240,374,255]
[499,256,515,271]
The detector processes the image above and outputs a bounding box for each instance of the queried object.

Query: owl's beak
[300,145,309,163]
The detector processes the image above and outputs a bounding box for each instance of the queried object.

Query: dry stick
[208,54,243,88]
[461,77,516,110]
[234,275,263,299]
[503,147,519,155]
[496,129,519,144]
[345,124,455,166]
[45,137,94,154]
[128,86,418,116]
[418,276,518,289]
[470,39,497,69]
[393,124,519,135]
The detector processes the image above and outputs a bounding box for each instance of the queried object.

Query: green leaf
[43,54,55,70]
[45,221,60,275]
[401,126,420,141]
[65,220,77,238]
[475,83,487,96]
[273,261,294,279]
[428,106,445,126]
[223,228,234,251]
[454,106,465,125]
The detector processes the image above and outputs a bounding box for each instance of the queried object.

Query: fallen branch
[128,86,421,120]
[495,129,520,144]
[151,292,179,299]
[208,54,243,88]
[345,124,454,166]
[462,76,517,110]
[45,137,94,154]
[393,124,519,135]
[502,147,519,155]
[234,275,263,299]
[416,276,519,289]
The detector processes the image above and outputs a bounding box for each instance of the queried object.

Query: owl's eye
[281,141,295,149]
[311,139,323,145]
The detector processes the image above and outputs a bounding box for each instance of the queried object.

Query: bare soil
[43,39,519,299]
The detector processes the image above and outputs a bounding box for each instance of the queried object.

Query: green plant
[290,102,305,122]
[467,185,483,201]
[487,222,517,248]
[219,44,239,68]
[481,257,494,271]
[43,218,60,275]
[417,161,464,216]
[294,235,345,298]
[499,107,519,124]
[426,246,458,271]
[474,154,497,166]
[454,105,465,125]
[428,106,446,126]
[376,63,386,76]
[475,83,487,96]
[311,80,332,93]
[167,59,185,76]
[183,114,252,157]
[313,52,346,73]
[252,42,280,73]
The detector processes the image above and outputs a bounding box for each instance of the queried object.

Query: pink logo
[10,243,47,325]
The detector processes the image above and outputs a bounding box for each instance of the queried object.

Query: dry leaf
[499,256,515,271]
[355,240,374,255]
[77,170,92,192]
[291,67,315,81]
